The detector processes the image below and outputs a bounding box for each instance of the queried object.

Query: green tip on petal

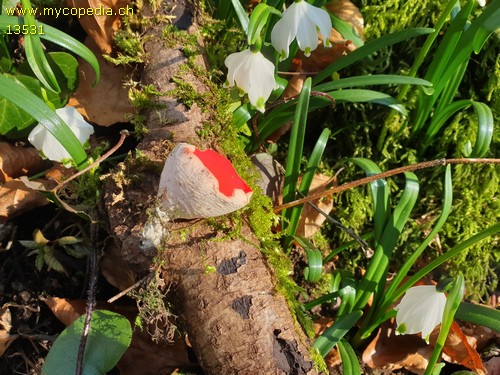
[397,323,407,335]
[304,47,311,57]
[223,79,231,88]
[255,97,266,112]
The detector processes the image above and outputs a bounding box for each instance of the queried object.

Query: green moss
[310,347,328,373]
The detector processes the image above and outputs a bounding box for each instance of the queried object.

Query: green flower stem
[423,274,464,375]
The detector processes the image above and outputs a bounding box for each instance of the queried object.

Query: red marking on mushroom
[192,148,252,197]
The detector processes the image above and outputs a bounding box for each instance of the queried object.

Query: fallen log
[102,1,317,373]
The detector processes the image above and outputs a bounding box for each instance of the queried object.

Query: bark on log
[102,1,317,373]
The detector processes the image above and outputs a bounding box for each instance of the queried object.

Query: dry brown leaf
[0,179,52,221]
[430,322,486,375]
[461,323,500,352]
[296,173,336,238]
[68,36,134,126]
[363,320,433,375]
[326,0,365,40]
[100,241,137,291]
[45,297,193,374]
[65,0,129,54]
[0,307,18,358]
[44,296,87,326]
[0,143,48,182]
[44,164,77,185]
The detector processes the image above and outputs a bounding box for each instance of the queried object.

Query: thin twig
[76,215,99,375]
[54,130,129,193]
[274,158,500,213]
[107,274,152,304]
[297,191,373,256]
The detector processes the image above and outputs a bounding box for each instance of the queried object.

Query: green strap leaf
[229,0,249,34]
[424,275,465,375]
[422,100,494,157]
[282,77,311,229]
[285,128,330,241]
[337,339,361,375]
[19,0,60,92]
[350,158,389,243]
[354,172,419,310]
[0,15,100,85]
[314,74,433,92]
[455,301,500,332]
[313,310,363,357]
[247,3,280,45]
[312,28,434,85]
[295,236,323,282]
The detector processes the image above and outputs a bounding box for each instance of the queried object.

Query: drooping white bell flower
[394,285,447,343]
[224,48,276,113]
[28,106,94,164]
[271,0,332,61]
[477,0,486,6]
[158,143,253,219]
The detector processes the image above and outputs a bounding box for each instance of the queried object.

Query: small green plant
[20,229,90,274]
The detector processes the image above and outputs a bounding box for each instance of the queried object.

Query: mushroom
[158,143,253,219]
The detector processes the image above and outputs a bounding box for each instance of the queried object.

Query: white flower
[28,106,94,164]
[477,0,486,6]
[395,285,447,343]
[271,0,332,61]
[224,49,276,113]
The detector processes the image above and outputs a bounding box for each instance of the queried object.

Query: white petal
[246,53,276,112]
[55,107,94,144]
[28,123,72,161]
[271,2,300,61]
[224,49,275,112]
[303,1,332,46]
[224,50,249,87]
[295,17,320,56]
[395,285,447,343]
[28,106,94,163]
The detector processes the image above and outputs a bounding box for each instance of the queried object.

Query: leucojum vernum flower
[224,1,333,113]
[271,0,332,60]
[28,106,94,165]
[224,48,277,113]
[394,285,447,343]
